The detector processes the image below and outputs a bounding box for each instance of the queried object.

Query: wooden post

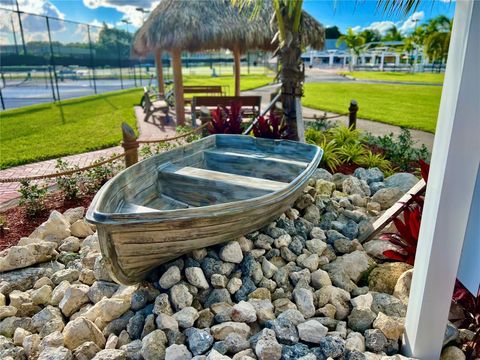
[121,123,138,168]
[154,49,165,94]
[348,100,358,129]
[233,46,241,96]
[171,48,185,125]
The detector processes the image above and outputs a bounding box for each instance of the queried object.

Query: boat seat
[204,149,309,168]
[166,165,287,192]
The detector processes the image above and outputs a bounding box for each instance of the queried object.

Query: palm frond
[376,0,421,16]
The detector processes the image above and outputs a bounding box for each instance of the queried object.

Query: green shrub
[364,128,430,171]
[357,150,393,174]
[83,157,119,194]
[19,180,48,217]
[328,125,362,146]
[55,159,81,200]
[338,143,368,164]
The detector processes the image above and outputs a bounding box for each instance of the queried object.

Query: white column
[310,50,314,66]
[379,52,385,71]
[402,2,480,359]
[328,52,334,67]
[360,55,365,65]
[395,54,400,66]
[343,55,347,67]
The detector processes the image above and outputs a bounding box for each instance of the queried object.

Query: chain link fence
[0,7,273,110]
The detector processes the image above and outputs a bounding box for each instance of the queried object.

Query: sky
[0,0,456,45]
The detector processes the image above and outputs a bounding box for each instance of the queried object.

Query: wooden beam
[233,46,241,96]
[402,2,480,359]
[154,49,165,95]
[171,48,185,125]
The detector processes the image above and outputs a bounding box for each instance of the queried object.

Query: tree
[96,24,133,59]
[337,28,365,70]
[234,0,310,141]
[360,29,381,43]
[325,26,342,39]
[383,25,403,41]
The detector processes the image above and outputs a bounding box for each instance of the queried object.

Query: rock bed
[0,168,467,360]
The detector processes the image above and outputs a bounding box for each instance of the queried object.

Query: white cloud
[351,25,362,34]
[399,11,425,33]
[83,0,160,28]
[364,20,396,35]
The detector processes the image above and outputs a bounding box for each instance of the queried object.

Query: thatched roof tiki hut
[133,0,324,126]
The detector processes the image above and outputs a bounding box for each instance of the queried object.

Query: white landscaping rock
[83,297,131,323]
[63,317,106,350]
[165,344,193,360]
[219,241,244,264]
[231,301,257,323]
[59,284,90,317]
[185,267,209,290]
[372,312,405,340]
[30,210,71,242]
[0,242,58,272]
[70,219,94,238]
[63,207,85,224]
[292,288,315,318]
[141,330,167,360]
[173,307,199,329]
[159,266,182,289]
[297,320,328,344]
[211,322,251,340]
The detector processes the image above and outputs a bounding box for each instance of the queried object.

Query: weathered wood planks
[86,134,323,284]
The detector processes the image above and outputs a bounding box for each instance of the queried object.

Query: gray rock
[371,188,404,210]
[165,344,193,360]
[297,320,328,344]
[185,267,209,290]
[92,349,127,360]
[205,289,232,308]
[51,268,80,285]
[343,176,371,197]
[364,329,388,353]
[385,173,418,192]
[268,317,298,345]
[119,340,143,360]
[141,330,167,360]
[153,293,173,316]
[371,293,407,317]
[369,182,386,195]
[38,346,73,360]
[224,333,250,354]
[313,168,333,182]
[292,288,315,319]
[159,266,182,289]
[348,308,378,333]
[318,336,346,358]
[170,284,193,311]
[219,241,244,264]
[185,328,214,355]
[173,307,199,329]
[0,242,58,273]
[0,262,63,293]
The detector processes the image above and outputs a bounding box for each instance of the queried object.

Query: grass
[0,74,273,169]
[340,71,444,84]
[303,83,442,133]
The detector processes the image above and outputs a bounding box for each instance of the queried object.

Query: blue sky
[0,0,456,44]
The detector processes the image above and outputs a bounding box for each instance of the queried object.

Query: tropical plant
[338,143,368,164]
[360,29,382,43]
[380,160,430,265]
[176,125,202,143]
[357,150,393,173]
[450,280,480,358]
[305,127,325,144]
[83,158,116,194]
[253,110,288,139]
[329,125,362,146]
[18,180,48,218]
[337,28,365,70]
[207,101,243,135]
[306,129,343,171]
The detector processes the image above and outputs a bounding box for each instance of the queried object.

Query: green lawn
[340,71,444,84]
[303,83,442,133]
[0,74,273,169]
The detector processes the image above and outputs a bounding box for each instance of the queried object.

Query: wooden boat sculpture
[86,135,322,284]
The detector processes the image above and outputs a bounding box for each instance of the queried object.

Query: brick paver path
[0,106,177,209]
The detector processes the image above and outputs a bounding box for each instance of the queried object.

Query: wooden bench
[141,87,170,124]
[184,86,225,104]
[191,96,262,126]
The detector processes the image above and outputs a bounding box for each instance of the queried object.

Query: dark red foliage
[419,159,430,182]
[380,205,422,265]
[450,280,480,358]
[207,101,243,135]
[253,110,287,139]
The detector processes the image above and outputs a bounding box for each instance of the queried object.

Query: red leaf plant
[207,101,243,135]
[252,110,288,139]
[380,160,430,265]
[450,280,480,358]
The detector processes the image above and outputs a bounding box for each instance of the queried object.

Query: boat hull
[87,135,322,284]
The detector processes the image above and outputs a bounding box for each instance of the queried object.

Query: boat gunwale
[86,135,323,225]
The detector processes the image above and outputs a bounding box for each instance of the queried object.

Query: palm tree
[234,0,321,141]
[337,28,365,70]
[360,29,381,44]
[383,25,403,41]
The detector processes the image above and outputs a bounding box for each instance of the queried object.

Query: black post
[116,38,123,90]
[10,16,19,55]
[46,16,60,101]
[15,0,27,55]
[87,25,97,94]
[247,52,250,75]
[133,64,137,87]
[0,87,5,110]
[48,66,56,101]
[348,100,358,130]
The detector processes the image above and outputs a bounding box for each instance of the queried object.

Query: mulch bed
[0,191,94,250]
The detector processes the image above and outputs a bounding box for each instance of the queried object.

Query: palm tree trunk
[233,46,241,96]
[278,32,304,141]
[154,49,165,94]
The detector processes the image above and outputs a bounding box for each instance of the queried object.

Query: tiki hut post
[233,45,241,96]
[171,48,185,125]
[154,49,165,94]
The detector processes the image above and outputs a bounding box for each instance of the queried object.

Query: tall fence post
[348,99,358,129]
[46,16,60,101]
[121,123,139,168]
[0,87,5,110]
[87,25,97,94]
